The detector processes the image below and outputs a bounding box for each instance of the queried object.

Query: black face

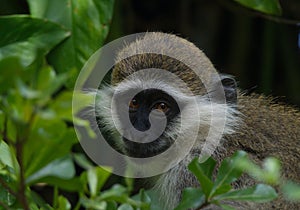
[116,89,180,158]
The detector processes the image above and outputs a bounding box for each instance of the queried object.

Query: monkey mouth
[122,137,174,158]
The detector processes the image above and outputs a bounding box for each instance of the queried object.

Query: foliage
[27,0,114,88]
[0,0,144,209]
[175,151,300,210]
[232,0,282,15]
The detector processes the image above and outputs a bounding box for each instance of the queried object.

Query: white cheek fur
[92,78,240,152]
[87,79,240,209]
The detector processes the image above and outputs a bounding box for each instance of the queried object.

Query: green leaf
[26,155,75,185]
[130,189,151,210]
[198,157,216,180]
[72,91,96,138]
[49,91,74,122]
[220,204,236,210]
[106,201,118,210]
[215,184,277,202]
[134,189,161,210]
[28,0,115,87]
[36,66,69,103]
[0,57,23,94]
[73,117,96,139]
[0,141,17,171]
[99,184,128,201]
[38,176,84,192]
[233,0,282,15]
[23,118,66,176]
[16,78,41,99]
[0,15,70,66]
[73,153,94,170]
[0,175,16,207]
[81,198,108,210]
[118,204,134,210]
[137,189,151,205]
[261,157,281,185]
[50,90,93,124]
[1,89,33,124]
[72,91,94,116]
[211,151,247,197]
[188,158,214,198]
[28,0,71,27]
[282,181,300,201]
[95,184,146,208]
[174,188,205,210]
[87,166,112,197]
[29,203,41,210]
[24,126,77,178]
[57,195,71,210]
[48,90,96,139]
[212,184,232,197]
[235,155,281,185]
[3,118,17,145]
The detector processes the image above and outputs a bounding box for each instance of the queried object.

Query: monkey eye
[154,102,169,113]
[129,98,139,110]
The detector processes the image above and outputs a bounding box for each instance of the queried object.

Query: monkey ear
[220,74,237,104]
[210,74,237,104]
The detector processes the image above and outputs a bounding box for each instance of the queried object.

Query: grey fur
[96,32,300,209]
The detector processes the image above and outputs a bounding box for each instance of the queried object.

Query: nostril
[133,117,151,132]
[134,122,150,132]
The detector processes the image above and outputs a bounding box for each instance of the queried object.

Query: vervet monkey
[95,32,300,209]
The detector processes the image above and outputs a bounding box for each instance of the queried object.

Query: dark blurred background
[2,0,300,105]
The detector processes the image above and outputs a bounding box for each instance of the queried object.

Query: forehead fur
[111,32,217,95]
[113,77,196,104]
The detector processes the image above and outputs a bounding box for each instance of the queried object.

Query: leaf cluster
[0,0,124,209]
[175,151,300,210]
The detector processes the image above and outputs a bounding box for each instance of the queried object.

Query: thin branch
[1,116,14,145]
[14,112,35,210]
[1,132,14,145]
[16,141,29,210]
[53,186,59,208]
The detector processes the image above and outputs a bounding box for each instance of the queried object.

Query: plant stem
[1,116,29,208]
[74,200,81,210]
[2,116,13,145]
[16,141,29,210]
[53,186,59,208]
[14,111,35,210]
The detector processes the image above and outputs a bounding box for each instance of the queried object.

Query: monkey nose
[123,128,155,143]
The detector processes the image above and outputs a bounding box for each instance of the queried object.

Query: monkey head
[95,32,239,175]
